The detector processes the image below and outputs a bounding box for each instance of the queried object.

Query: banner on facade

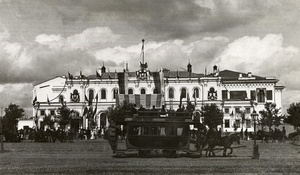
[116,94,162,108]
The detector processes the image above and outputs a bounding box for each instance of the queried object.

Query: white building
[33,60,284,133]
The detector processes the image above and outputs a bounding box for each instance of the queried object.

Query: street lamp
[251,110,259,159]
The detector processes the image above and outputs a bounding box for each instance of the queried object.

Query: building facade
[33,61,284,133]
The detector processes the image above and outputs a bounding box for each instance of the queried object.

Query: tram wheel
[138,150,150,158]
[163,150,177,158]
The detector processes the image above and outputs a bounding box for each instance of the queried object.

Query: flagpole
[142,39,145,64]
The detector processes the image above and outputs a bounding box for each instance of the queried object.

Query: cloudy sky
[0,0,299,116]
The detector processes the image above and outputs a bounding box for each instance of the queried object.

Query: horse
[205,133,240,157]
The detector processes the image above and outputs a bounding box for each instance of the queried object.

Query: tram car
[109,111,196,158]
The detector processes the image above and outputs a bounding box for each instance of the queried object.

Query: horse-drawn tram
[125,112,193,158]
[108,111,200,158]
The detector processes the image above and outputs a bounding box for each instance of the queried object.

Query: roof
[215,70,268,81]
[86,70,204,79]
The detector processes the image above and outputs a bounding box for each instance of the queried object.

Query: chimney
[187,62,192,73]
[213,65,218,73]
[125,62,129,72]
[101,64,106,74]
[248,72,252,77]
[213,65,219,76]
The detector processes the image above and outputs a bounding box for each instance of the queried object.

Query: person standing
[282,126,286,143]
[244,129,248,140]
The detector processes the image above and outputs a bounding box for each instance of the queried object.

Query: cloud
[0,83,33,108]
[215,34,300,90]
[40,0,278,41]
[67,27,120,49]
[0,29,10,41]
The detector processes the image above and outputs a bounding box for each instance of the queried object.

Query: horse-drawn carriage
[107,110,241,158]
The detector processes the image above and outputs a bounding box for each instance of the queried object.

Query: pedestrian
[244,129,248,140]
[160,105,167,117]
[282,126,286,143]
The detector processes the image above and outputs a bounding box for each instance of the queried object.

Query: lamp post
[251,110,259,159]
[0,107,3,151]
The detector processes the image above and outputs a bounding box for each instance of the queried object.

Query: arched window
[141,88,146,94]
[153,88,159,94]
[169,88,174,99]
[181,88,187,98]
[128,89,133,94]
[88,89,94,102]
[193,88,199,98]
[100,113,106,127]
[113,88,118,99]
[101,89,106,99]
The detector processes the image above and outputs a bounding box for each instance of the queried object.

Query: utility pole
[0,107,4,151]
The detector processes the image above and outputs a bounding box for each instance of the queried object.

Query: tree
[285,102,300,130]
[107,102,132,124]
[2,103,25,141]
[200,104,223,130]
[58,106,71,129]
[43,114,55,129]
[259,102,284,130]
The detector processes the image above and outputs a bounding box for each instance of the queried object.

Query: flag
[80,70,86,79]
[92,94,98,120]
[95,93,98,101]
[96,69,101,79]
[86,77,90,85]
[47,96,51,106]
[187,92,190,103]
[193,89,197,106]
[59,95,64,106]
[179,91,184,108]
[176,70,180,79]
[118,72,125,94]
[68,71,73,79]
[32,96,37,106]
[83,106,88,116]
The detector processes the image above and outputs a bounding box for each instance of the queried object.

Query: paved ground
[0,138,300,174]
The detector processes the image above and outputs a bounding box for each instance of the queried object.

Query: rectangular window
[40,110,45,116]
[225,119,230,128]
[267,90,273,100]
[150,127,158,135]
[235,120,240,128]
[222,90,228,100]
[250,90,256,100]
[246,120,251,128]
[169,127,176,136]
[257,88,266,103]
[230,91,247,100]
[50,110,55,115]
[224,108,230,114]
[245,108,251,114]
[235,107,240,113]
[143,127,149,135]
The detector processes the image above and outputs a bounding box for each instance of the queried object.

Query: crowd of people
[12,127,106,143]
[237,126,287,143]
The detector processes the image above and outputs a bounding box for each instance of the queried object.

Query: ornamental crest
[208,87,217,100]
[70,90,80,102]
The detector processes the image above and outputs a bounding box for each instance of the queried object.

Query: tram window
[143,127,149,135]
[158,127,166,136]
[151,127,158,135]
[177,127,183,136]
[169,127,176,136]
[131,126,141,135]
